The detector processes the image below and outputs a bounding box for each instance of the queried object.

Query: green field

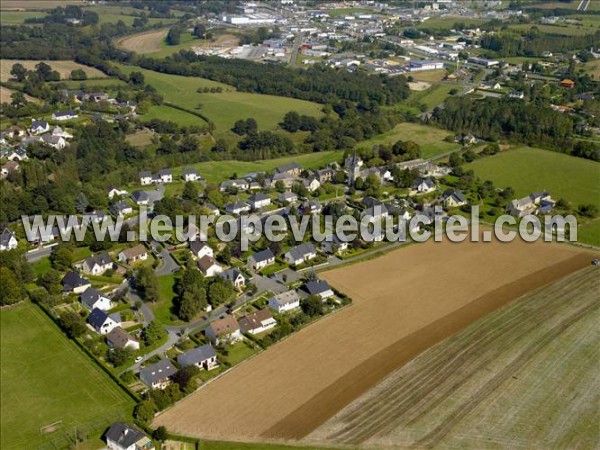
[469,147,600,209]
[114,64,324,133]
[0,10,45,24]
[357,122,456,159]
[416,17,487,30]
[86,5,179,26]
[52,78,128,89]
[0,303,134,449]
[153,273,181,325]
[143,104,207,127]
[410,83,456,110]
[577,219,600,248]
[509,23,597,36]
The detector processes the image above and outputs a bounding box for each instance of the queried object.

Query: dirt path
[153,240,592,442]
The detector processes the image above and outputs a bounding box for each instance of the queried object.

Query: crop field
[509,23,597,36]
[0,59,107,82]
[114,64,324,132]
[153,238,589,442]
[0,85,38,103]
[0,303,134,449]
[357,122,456,159]
[416,17,487,30]
[116,29,169,54]
[584,58,600,78]
[469,147,600,210]
[309,266,599,448]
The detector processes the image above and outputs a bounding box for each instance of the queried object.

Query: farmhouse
[238,309,276,335]
[131,190,150,206]
[284,242,317,266]
[0,228,18,251]
[316,168,335,183]
[105,422,153,450]
[198,255,223,277]
[182,168,202,182]
[247,248,275,270]
[189,241,214,260]
[139,171,153,186]
[88,308,120,335]
[118,245,148,264]
[507,192,554,217]
[62,271,91,295]
[106,327,140,351]
[219,268,245,290]
[140,358,177,390]
[225,201,251,215]
[442,189,468,208]
[206,316,242,345]
[303,177,321,192]
[80,287,111,312]
[305,280,334,300]
[177,344,218,370]
[82,253,112,275]
[275,162,302,177]
[247,193,271,210]
[52,110,78,121]
[268,290,301,313]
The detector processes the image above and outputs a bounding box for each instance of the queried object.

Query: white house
[106,327,140,351]
[247,248,275,270]
[247,193,271,210]
[138,171,153,186]
[30,119,50,134]
[139,359,177,390]
[189,241,214,260]
[303,177,321,192]
[182,168,202,182]
[238,309,276,335]
[51,126,73,139]
[305,280,334,300]
[157,169,173,183]
[0,228,18,251]
[268,290,301,313]
[106,186,128,199]
[88,308,120,335]
[205,315,242,345]
[82,253,113,275]
[197,255,223,277]
[278,191,298,204]
[110,201,133,217]
[284,242,317,266]
[413,178,436,194]
[177,344,218,370]
[225,201,251,215]
[52,110,78,121]
[105,422,153,450]
[62,271,91,295]
[131,191,150,206]
[219,268,245,290]
[41,134,68,149]
[321,234,349,254]
[80,287,112,312]
[118,245,148,264]
[442,189,468,208]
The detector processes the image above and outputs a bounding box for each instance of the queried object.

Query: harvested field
[0,86,38,103]
[0,59,106,82]
[309,266,600,448]
[153,239,591,442]
[116,29,168,54]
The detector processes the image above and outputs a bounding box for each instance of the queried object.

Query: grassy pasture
[0,59,107,82]
[143,104,207,127]
[114,64,324,132]
[0,303,134,449]
[357,122,456,159]
[416,17,487,30]
[0,10,44,24]
[509,23,597,36]
[410,83,457,110]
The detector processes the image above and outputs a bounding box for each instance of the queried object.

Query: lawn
[357,122,456,159]
[410,83,457,110]
[469,147,600,210]
[0,303,134,450]
[142,104,207,127]
[51,78,128,89]
[152,273,181,325]
[0,10,45,24]
[576,219,600,248]
[113,64,324,133]
[223,341,259,366]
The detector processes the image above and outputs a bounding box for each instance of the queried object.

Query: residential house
[182,168,202,182]
[1,162,19,181]
[105,422,154,450]
[139,358,177,390]
[30,119,50,134]
[218,268,245,290]
[284,242,317,266]
[305,280,334,300]
[316,168,335,183]
[413,178,436,193]
[131,191,150,206]
[189,241,214,259]
[52,110,78,121]
[560,79,575,89]
[321,234,349,254]
[0,228,18,251]
[247,193,271,210]
[278,191,298,204]
[82,253,113,275]
[300,200,322,215]
[62,271,91,295]
[270,172,296,188]
[220,179,250,192]
[442,189,468,208]
[268,290,301,313]
[507,192,554,217]
[107,186,127,199]
[225,201,251,215]
[303,177,321,192]
[509,90,524,99]
[106,327,140,351]
[51,126,73,139]
[80,287,112,312]
[5,147,29,161]
[275,162,302,177]
[205,315,242,345]
[197,255,223,277]
[238,309,276,335]
[202,202,220,216]
[157,169,173,183]
[118,245,148,264]
[361,204,389,220]
[110,201,133,216]
[88,308,120,335]
[83,210,108,224]
[139,171,153,186]
[41,134,67,149]
[177,344,218,370]
[247,248,275,270]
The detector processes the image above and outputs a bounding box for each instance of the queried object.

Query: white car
[135,356,143,363]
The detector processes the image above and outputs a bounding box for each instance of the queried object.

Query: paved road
[151,240,179,276]
[25,244,55,262]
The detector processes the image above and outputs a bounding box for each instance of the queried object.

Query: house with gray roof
[442,189,468,208]
[80,287,111,312]
[182,168,202,182]
[131,190,150,206]
[218,268,245,290]
[284,242,317,266]
[139,358,177,390]
[105,422,153,450]
[247,193,271,210]
[304,280,334,299]
[88,308,120,335]
[268,290,300,313]
[62,271,91,295]
[177,344,218,370]
[0,228,18,251]
[247,248,275,270]
[82,253,112,275]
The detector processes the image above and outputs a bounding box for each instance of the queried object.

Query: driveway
[151,240,179,276]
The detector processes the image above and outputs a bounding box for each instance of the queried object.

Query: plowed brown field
[153,239,591,442]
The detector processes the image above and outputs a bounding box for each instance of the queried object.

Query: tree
[35,62,53,81]
[166,26,182,45]
[232,119,247,135]
[10,63,27,82]
[70,69,87,80]
[108,347,133,367]
[182,181,199,201]
[449,152,463,168]
[0,267,23,305]
[141,321,165,346]
[153,426,169,442]
[177,290,205,321]
[136,266,159,303]
[75,192,89,213]
[10,91,26,108]
[39,268,62,294]
[129,71,145,86]
[50,245,73,271]
[193,23,206,38]
[173,365,199,393]
[134,399,157,423]
[60,312,87,338]
[207,279,234,307]
[301,295,324,316]
[578,204,598,218]
[281,111,301,132]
